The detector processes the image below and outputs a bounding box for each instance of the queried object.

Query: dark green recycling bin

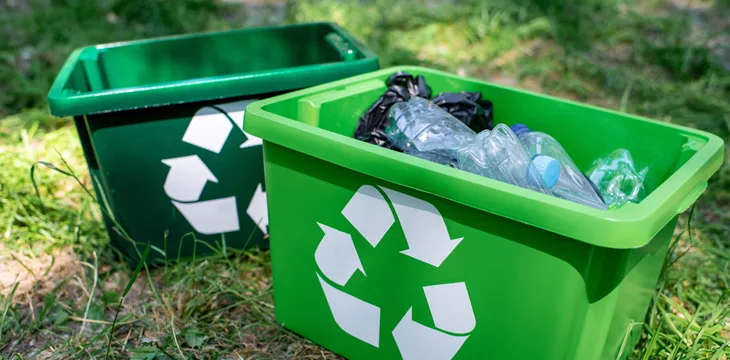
[47,23,379,264]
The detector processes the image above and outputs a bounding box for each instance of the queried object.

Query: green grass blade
[105,244,150,360]
[615,321,642,360]
[641,316,664,360]
[0,282,19,344]
[663,204,696,272]
[29,161,78,211]
[709,340,730,360]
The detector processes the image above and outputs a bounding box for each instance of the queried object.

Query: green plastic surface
[47,23,379,265]
[48,22,377,117]
[243,66,724,360]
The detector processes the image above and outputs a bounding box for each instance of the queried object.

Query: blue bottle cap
[531,155,560,189]
[510,123,531,137]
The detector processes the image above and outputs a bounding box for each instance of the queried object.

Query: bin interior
[264,72,708,200]
[64,23,362,92]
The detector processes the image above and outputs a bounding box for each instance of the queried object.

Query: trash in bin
[386,97,474,159]
[512,124,607,210]
[587,149,648,207]
[363,75,605,209]
[458,124,558,194]
[354,71,492,149]
[242,66,724,360]
[47,22,379,265]
[431,91,493,132]
[354,72,428,149]
[387,97,557,193]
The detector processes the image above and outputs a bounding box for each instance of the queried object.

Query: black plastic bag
[354,71,493,150]
[431,92,493,133]
[353,72,431,149]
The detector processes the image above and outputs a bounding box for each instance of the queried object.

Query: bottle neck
[510,123,531,137]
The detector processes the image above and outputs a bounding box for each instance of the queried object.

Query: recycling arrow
[381,187,463,268]
[342,185,395,248]
[314,185,475,359]
[392,308,469,360]
[247,183,268,234]
[317,274,380,347]
[161,155,218,202]
[162,99,270,236]
[315,223,366,286]
[213,100,263,149]
[393,282,475,360]
[240,134,263,149]
[172,197,240,235]
[182,106,234,154]
[423,283,476,334]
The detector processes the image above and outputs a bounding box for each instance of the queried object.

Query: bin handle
[79,51,106,92]
[676,181,707,214]
[324,32,356,61]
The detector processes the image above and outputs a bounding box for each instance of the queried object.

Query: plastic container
[243,66,724,360]
[47,23,379,265]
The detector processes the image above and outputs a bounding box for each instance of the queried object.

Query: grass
[1,0,729,358]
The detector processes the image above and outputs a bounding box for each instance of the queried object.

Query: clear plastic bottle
[386,98,556,195]
[586,149,648,207]
[457,124,555,194]
[386,97,475,160]
[511,124,607,210]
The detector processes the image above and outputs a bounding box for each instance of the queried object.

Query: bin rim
[243,66,725,250]
[47,22,378,117]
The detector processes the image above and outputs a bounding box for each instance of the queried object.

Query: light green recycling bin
[243,66,725,359]
[47,23,378,265]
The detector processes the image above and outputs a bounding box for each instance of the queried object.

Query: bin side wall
[98,25,345,91]
[74,115,132,260]
[264,142,653,360]
[82,97,271,264]
[602,219,674,360]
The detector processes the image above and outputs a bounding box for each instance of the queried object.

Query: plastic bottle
[511,124,608,210]
[386,97,475,160]
[386,98,557,194]
[586,149,648,207]
[457,124,556,194]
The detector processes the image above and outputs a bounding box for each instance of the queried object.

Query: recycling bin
[47,23,379,265]
[243,66,725,360]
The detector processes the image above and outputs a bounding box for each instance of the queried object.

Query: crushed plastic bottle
[586,149,648,207]
[386,97,556,194]
[386,97,475,159]
[511,124,608,210]
[457,125,555,194]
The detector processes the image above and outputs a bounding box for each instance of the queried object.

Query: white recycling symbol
[315,185,476,360]
[161,100,268,235]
